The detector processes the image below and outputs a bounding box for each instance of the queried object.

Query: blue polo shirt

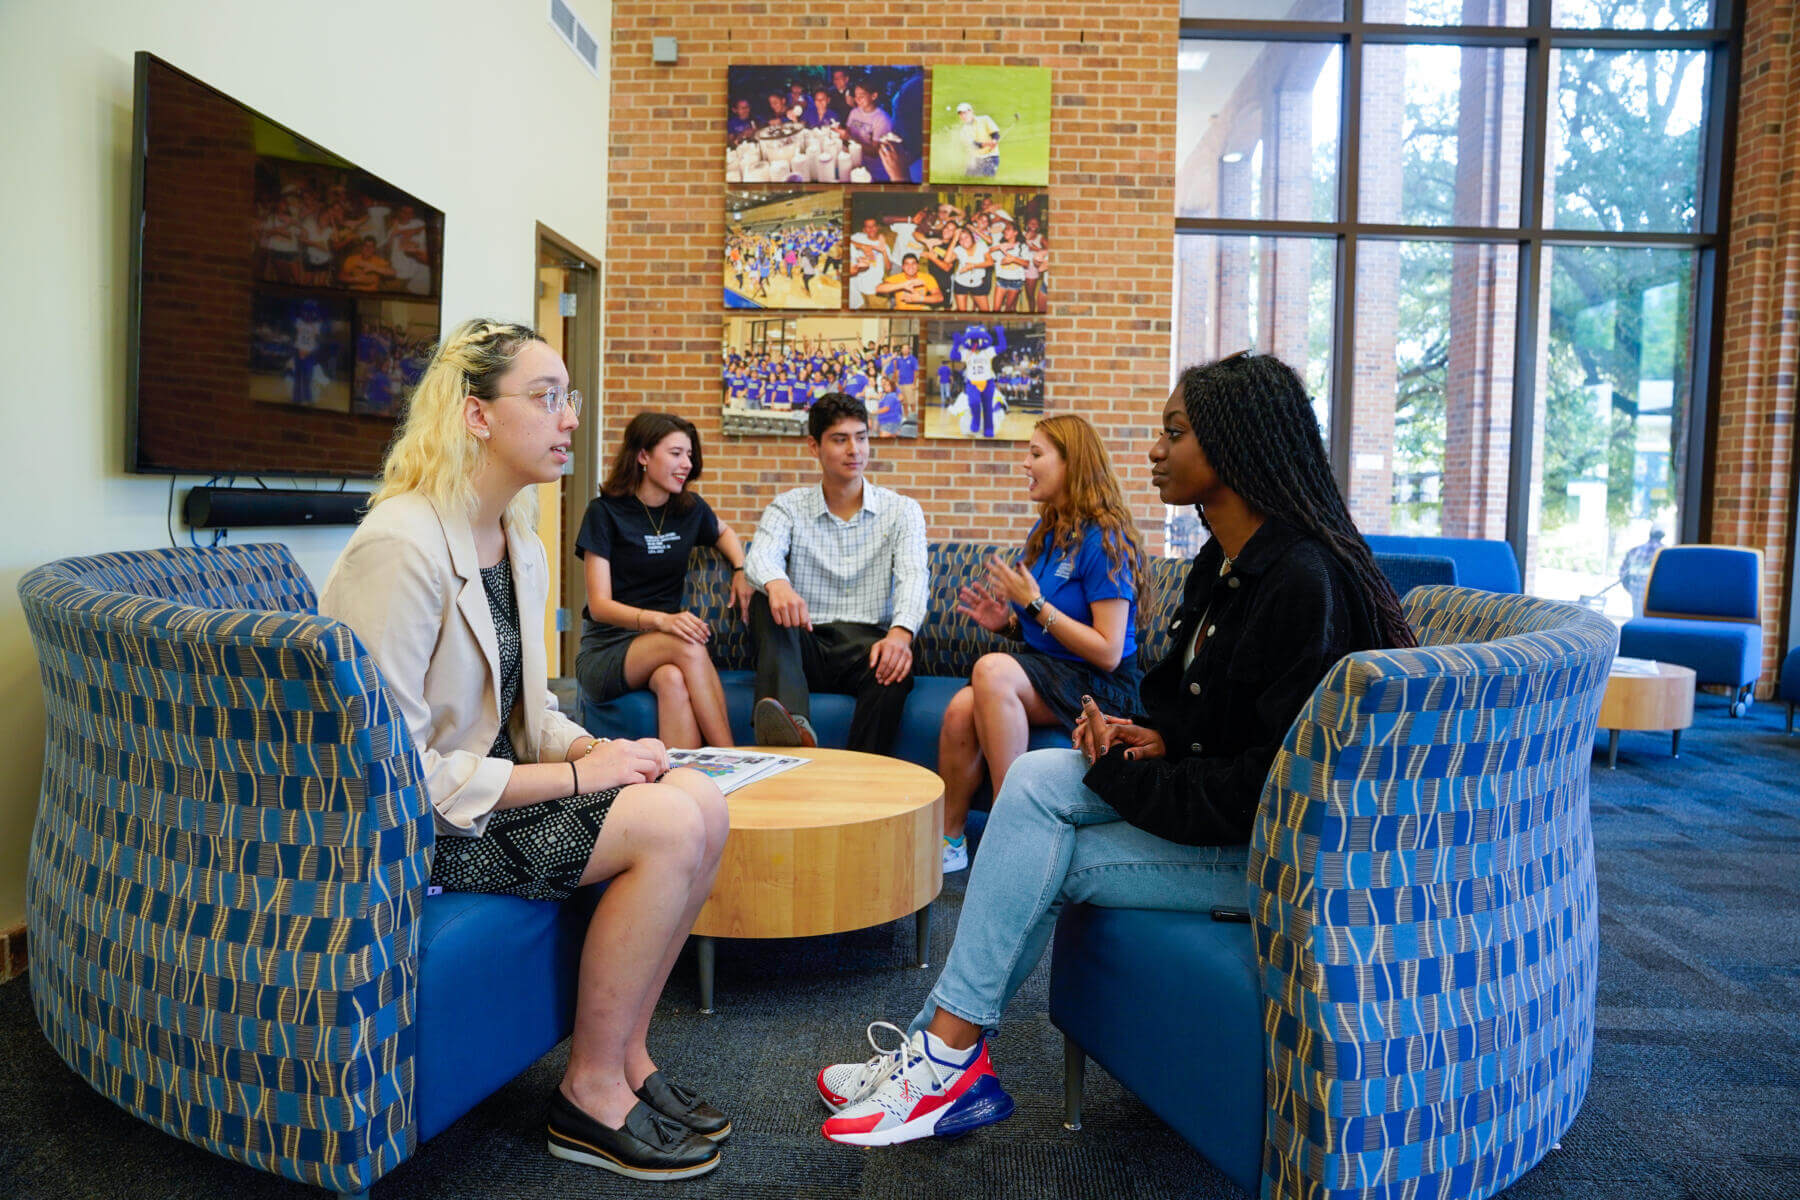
[1016,522,1139,665]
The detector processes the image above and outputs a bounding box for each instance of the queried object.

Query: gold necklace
[638,495,667,537]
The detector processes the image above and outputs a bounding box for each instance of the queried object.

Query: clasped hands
[1071,694,1166,766]
[649,572,755,642]
[570,734,670,791]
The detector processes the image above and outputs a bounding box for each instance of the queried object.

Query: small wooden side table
[1597,661,1696,769]
[689,747,944,1011]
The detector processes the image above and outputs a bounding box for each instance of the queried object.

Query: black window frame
[1176,0,1744,570]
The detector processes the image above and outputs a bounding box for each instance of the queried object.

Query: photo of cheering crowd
[722,316,922,438]
[725,189,843,309]
[252,159,442,297]
[725,65,923,184]
[847,190,1048,313]
[249,294,353,413]
[922,318,1047,441]
[352,303,436,418]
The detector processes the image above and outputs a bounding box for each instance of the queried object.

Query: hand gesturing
[955,581,1012,633]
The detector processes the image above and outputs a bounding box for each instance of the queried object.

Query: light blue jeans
[912,748,1249,1034]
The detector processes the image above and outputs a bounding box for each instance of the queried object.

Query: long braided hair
[1179,354,1416,650]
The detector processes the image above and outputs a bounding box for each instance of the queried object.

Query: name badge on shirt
[643,532,682,555]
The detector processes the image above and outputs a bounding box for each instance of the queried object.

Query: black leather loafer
[546,1090,720,1181]
[636,1070,732,1142]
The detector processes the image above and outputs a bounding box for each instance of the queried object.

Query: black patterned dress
[429,558,621,902]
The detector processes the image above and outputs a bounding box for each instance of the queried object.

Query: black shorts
[954,278,990,297]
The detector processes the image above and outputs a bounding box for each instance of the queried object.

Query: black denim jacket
[1082,518,1383,846]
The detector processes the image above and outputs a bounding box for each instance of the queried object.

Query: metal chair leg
[1062,1035,1086,1131]
[1607,729,1620,770]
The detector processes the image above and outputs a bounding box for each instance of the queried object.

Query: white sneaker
[941,836,968,874]
[818,1024,1013,1146]
[816,1021,907,1113]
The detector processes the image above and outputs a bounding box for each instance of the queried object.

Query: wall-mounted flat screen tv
[127,52,444,476]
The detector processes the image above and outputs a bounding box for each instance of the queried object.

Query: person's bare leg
[670,639,735,747]
[617,768,729,1088]
[647,663,701,749]
[626,635,707,748]
[937,685,984,839]
[969,653,1058,798]
[558,780,712,1127]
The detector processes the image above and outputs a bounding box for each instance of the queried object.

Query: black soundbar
[183,486,371,529]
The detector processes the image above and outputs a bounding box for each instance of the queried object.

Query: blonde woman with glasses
[321,319,730,1182]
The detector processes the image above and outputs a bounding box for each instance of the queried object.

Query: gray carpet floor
[3,695,1798,1199]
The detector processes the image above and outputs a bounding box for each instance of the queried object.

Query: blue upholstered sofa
[1366,533,1522,593]
[577,542,1191,762]
[17,544,598,1199]
[579,542,1455,757]
[1050,585,1617,1199]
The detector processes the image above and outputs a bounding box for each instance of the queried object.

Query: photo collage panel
[721,65,1052,435]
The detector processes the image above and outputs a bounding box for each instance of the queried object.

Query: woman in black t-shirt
[577,413,754,748]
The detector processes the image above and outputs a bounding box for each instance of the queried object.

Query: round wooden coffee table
[1598,660,1696,769]
[690,747,944,1011]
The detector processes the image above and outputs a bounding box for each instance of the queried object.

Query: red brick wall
[1712,0,1799,688]
[604,3,1177,548]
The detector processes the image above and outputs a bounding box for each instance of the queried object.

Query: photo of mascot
[944,322,1008,438]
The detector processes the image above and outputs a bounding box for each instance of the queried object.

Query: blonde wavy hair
[1022,414,1146,594]
[371,318,547,531]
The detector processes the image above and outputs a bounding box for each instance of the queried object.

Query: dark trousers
[751,592,914,754]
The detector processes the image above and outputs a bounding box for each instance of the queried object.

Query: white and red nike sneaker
[819,1023,1014,1147]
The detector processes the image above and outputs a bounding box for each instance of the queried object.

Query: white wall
[0,0,611,929]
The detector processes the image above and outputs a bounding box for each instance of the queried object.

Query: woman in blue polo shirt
[936,414,1145,872]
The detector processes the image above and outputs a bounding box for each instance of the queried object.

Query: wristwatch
[1026,595,1047,618]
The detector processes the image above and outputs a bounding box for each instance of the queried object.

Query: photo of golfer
[722,316,922,438]
[848,189,1049,313]
[725,65,923,183]
[928,66,1051,187]
[725,189,844,309]
[922,318,1046,441]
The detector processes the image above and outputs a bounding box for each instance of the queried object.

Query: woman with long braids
[810,351,1414,1147]
[322,320,730,1180]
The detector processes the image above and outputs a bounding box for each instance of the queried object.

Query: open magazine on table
[664,747,809,795]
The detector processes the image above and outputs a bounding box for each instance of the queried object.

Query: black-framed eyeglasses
[500,385,583,417]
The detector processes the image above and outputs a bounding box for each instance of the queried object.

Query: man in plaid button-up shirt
[744,394,929,752]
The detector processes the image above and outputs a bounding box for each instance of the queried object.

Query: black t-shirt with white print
[575,492,719,645]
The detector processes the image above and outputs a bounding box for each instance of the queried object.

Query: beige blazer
[320,492,588,836]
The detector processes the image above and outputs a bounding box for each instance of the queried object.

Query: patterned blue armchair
[1050,584,1617,1200]
[19,544,597,1198]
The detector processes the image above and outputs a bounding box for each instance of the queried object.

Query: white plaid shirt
[744,483,929,632]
